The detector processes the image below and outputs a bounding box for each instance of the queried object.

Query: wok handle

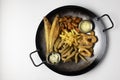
[97,14,114,32]
[29,50,46,67]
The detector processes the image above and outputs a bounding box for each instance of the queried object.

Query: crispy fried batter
[49,15,60,52]
[44,17,51,54]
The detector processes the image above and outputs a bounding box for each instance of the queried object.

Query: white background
[0,0,120,80]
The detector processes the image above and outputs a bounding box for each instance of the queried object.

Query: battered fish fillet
[44,17,51,54]
[49,15,60,52]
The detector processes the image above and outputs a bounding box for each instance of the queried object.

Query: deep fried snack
[54,38,61,52]
[75,17,82,23]
[79,54,88,62]
[89,31,95,36]
[44,15,98,63]
[75,52,80,63]
[59,16,82,31]
[60,29,80,46]
[84,36,97,44]
[78,42,93,49]
[59,44,69,53]
[71,22,78,27]
[62,47,73,57]
[59,27,97,63]
[44,17,51,54]
[79,48,92,57]
[61,46,71,55]
[49,15,60,52]
[57,40,64,49]
[64,49,77,63]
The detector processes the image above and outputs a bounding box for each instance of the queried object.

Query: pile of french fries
[44,15,98,63]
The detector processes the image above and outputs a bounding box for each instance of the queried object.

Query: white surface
[0,0,120,80]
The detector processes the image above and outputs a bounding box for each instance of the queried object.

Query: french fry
[64,48,77,62]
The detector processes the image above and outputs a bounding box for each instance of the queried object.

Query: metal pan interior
[35,5,108,76]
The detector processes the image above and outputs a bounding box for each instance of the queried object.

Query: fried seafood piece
[79,54,88,62]
[53,38,61,52]
[89,31,95,36]
[72,17,82,23]
[59,44,69,53]
[62,47,74,62]
[57,40,64,49]
[77,32,97,48]
[44,17,51,54]
[75,52,80,63]
[49,15,60,52]
[84,35,97,44]
[62,47,74,57]
[61,46,71,55]
[64,48,77,63]
[79,48,92,57]
[59,16,82,31]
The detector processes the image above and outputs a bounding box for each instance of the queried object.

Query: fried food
[79,48,92,57]
[59,44,69,53]
[58,16,97,63]
[79,54,88,62]
[57,40,64,49]
[44,15,98,64]
[61,46,71,55]
[62,47,74,58]
[59,16,82,31]
[63,49,77,63]
[49,15,60,52]
[44,17,51,54]
[54,38,61,52]
[75,52,80,63]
